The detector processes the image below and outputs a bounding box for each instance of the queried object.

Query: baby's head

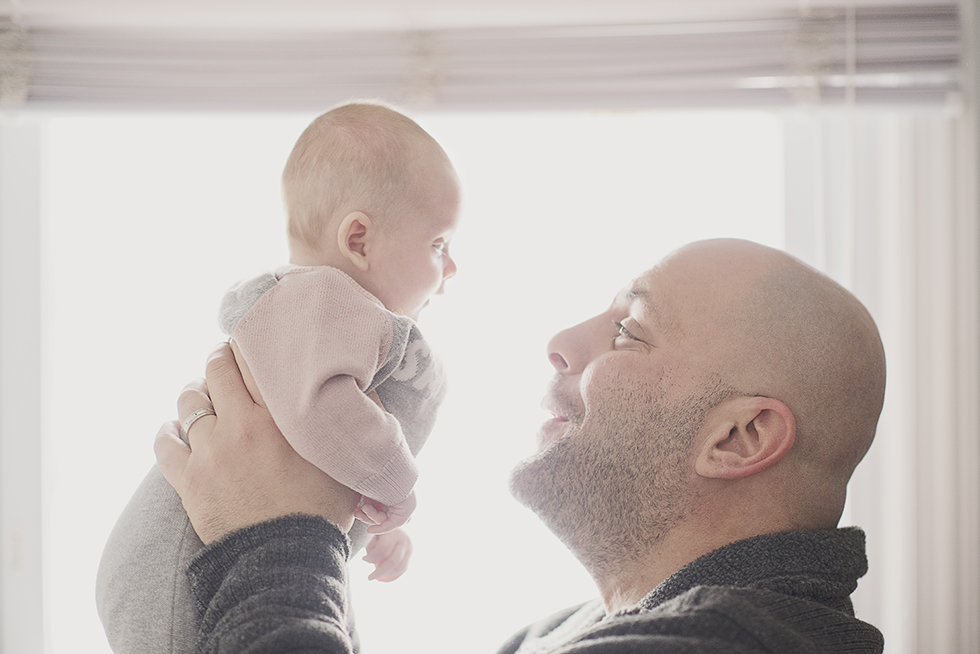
[283,101,460,320]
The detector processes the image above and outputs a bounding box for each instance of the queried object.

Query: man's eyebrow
[626,285,668,331]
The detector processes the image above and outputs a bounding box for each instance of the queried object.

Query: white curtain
[783,100,980,652]
[0,118,43,654]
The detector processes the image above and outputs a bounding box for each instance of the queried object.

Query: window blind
[0,3,961,111]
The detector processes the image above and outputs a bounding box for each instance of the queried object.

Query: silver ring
[181,407,216,441]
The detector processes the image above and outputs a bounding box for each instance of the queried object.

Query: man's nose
[546,313,610,375]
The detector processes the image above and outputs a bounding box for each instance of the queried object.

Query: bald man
[157,239,886,654]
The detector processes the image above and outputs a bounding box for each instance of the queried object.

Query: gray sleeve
[189,516,354,654]
[371,317,448,457]
[217,272,279,337]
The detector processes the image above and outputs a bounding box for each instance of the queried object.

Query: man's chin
[507,444,564,515]
[507,457,535,508]
[507,449,598,563]
[507,453,545,510]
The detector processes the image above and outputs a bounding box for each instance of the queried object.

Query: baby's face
[367,167,460,320]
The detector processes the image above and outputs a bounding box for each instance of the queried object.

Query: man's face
[509,258,731,568]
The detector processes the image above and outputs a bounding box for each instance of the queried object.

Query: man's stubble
[509,380,730,577]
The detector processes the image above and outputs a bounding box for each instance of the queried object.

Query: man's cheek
[582,357,666,409]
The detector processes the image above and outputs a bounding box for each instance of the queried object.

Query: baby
[96,102,460,654]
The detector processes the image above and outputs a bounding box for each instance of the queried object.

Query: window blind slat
[1,4,960,110]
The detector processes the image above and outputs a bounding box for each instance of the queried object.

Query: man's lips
[537,415,568,450]
[537,401,573,450]
[536,379,586,450]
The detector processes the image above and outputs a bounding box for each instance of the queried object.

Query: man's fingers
[155,420,190,491]
[205,342,252,418]
[177,378,210,423]
[162,342,362,543]
[176,378,217,448]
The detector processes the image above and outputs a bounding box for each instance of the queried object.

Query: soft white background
[42,110,783,653]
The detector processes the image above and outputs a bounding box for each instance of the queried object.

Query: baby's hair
[282,101,449,254]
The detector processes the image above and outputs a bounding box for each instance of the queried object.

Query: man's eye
[615,321,637,340]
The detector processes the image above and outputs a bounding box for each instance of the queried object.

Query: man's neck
[593,514,816,614]
[591,530,703,614]
[591,520,765,614]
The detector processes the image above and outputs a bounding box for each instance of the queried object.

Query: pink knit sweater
[230,266,419,506]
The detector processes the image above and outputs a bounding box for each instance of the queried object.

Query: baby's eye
[433,242,447,253]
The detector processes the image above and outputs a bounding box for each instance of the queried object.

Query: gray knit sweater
[188,517,883,654]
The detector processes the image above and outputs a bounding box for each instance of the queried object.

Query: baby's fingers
[362,539,395,564]
[366,520,398,534]
[356,501,384,526]
[363,530,412,582]
[366,540,411,582]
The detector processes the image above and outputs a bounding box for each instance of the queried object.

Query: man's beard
[509,384,722,578]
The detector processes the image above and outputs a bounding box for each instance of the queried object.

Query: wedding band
[181,407,216,440]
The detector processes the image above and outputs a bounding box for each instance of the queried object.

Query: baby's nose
[443,255,457,280]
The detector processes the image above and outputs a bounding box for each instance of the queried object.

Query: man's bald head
[666,239,886,523]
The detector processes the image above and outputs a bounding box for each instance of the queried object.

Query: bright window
[43,110,783,653]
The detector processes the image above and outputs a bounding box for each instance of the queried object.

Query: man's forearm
[189,515,354,654]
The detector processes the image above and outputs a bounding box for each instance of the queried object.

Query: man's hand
[155,342,360,544]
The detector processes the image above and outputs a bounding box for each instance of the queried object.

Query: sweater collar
[622,527,868,616]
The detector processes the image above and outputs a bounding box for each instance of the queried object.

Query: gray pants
[96,466,202,654]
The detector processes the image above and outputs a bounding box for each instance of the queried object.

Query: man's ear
[695,396,796,480]
[337,211,374,272]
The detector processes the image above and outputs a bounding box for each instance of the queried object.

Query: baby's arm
[361,528,413,582]
[234,268,418,508]
[350,392,416,535]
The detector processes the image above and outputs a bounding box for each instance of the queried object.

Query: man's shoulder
[495,602,602,654]
[621,584,883,653]
[499,586,883,654]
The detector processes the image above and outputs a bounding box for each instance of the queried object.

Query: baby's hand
[362,528,413,582]
[355,491,416,534]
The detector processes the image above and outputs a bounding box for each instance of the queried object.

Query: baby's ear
[337,211,374,271]
[694,396,796,480]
